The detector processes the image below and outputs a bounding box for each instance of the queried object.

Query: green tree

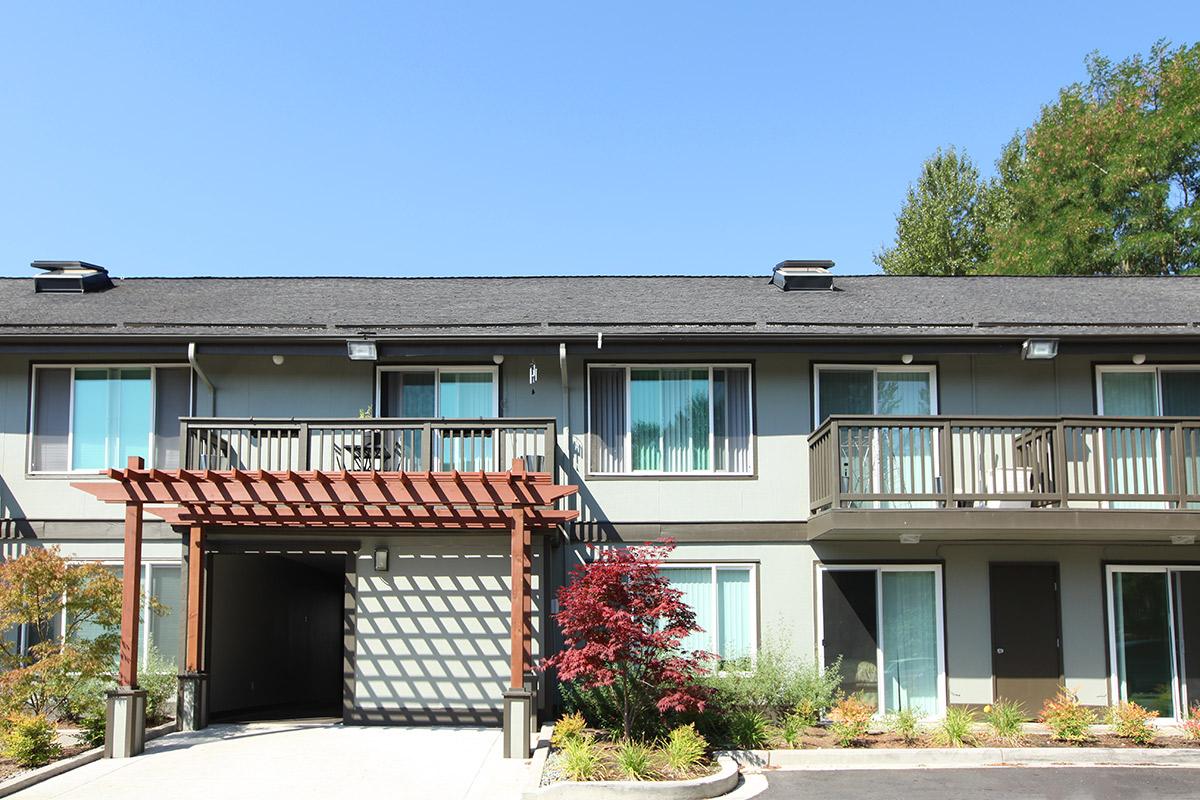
[874,147,992,275]
[985,40,1200,274]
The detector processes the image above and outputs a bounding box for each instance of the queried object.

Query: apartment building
[3,260,1199,757]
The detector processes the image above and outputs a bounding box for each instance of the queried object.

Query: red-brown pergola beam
[146,505,578,529]
[74,470,576,509]
[118,456,144,689]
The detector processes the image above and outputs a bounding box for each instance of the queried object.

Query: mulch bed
[788,726,1200,749]
[0,743,90,782]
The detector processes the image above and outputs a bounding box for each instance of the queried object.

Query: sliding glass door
[1108,565,1200,719]
[819,564,945,717]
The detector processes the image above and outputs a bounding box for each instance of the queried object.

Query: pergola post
[503,458,534,759]
[106,456,147,759]
[177,524,209,732]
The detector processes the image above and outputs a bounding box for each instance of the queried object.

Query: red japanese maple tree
[540,539,711,739]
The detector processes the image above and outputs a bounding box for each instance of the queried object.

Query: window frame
[815,562,947,719]
[373,365,500,418]
[56,560,182,669]
[658,561,758,666]
[27,363,195,475]
[585,362,755,477]
[812,364,939,428]
[1095,364,1200,416]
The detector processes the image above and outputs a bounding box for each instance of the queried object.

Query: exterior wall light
[899,533,921,544]
[1021,339,1058,360]
[347,340,378,361]
[1132,354,1147,365]
[374,546,390,572]
[1171,534,1195,546]
[900,354,914,364]
[493,354,505,365]
[271,354,285,366]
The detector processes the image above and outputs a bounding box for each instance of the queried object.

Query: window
[63,562,182,669]
[660,564,756,667]
[817,564,945,717]
[30,365,192,473]
[377,367,498,417]
[1106,565,1200,721]
[588,365,752,474]
[1097,366,1200,417]
[814,365,936,426]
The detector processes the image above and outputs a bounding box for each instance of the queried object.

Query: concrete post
[105,688,147,758]
[503,688,533,759]
[176,672,209,732]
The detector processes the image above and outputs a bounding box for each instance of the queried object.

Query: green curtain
[438,371,493,417]
[631,369,710,471]
[72,368,152,470]
[881,571,938,715]
[717,569,751,666]
[663,568,713,656]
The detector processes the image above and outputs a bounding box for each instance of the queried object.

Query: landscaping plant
[141,647,179,723]
[779,710,807,748]
[726,709,771,750]
[1108,701,1158,746]
[2,714,62,768]
[983,699,1026,746]
[661,724,708,774]
[932,706,976,747]
[1038,687,1097,743]
[0,548,124,718]
[560,735,602,781]
[540,540,711,740]
[828,694,873,747]
[1184,702,1200,742]
[886,707,922,746]
[702,641,841,720]
[551,712,587,748]
[615,740,659,781]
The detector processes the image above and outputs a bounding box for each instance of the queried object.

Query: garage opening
[208,551,346,722]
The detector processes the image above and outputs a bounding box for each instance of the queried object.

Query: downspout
[558,342,570,504]
[187,342,217,415]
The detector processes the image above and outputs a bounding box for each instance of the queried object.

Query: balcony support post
[178,524,208,732]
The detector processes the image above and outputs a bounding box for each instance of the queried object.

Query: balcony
[808,416,1200,540]
[181,417,556,474]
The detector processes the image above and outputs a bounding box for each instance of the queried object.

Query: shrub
[2,714,61,768]
[1108,702,1158,746]
[552,712,588,748]
[932,706,975,747]
[1039,687,1097,743]
[791,697,821,728]
[560,735,602,781]
[726,709,771,749]
[828,694,873,747]
[702,642,842,720]
[983,699,1026,745]
[1184,702,1200,741]
[140,647,178,723]
[780,711,807,748]
[887,707,921,745]
[561,681,661,741]
[661,724,707,774]
[68,680,110,749]
[615,740,659,780]
[541,540,711,741]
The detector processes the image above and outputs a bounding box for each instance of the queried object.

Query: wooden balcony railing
[180,417,556,474]
[809,416,1200,513]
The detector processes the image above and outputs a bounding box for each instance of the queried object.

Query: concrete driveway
[12,723,528,800]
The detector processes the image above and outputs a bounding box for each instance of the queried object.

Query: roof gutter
[188,342,217,414]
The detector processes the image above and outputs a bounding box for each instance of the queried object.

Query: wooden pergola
[74,456,578,708]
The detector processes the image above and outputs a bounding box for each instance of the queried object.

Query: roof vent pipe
[31,261,113,293]
[771,260,835,291]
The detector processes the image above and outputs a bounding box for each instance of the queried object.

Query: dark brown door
[990,563,1063,715]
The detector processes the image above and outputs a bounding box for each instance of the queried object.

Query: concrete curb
[720,747,1200,772]
[523,756,739,800]
[0,719,175,798]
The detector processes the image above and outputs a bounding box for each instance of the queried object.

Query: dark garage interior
[208,551,346,721]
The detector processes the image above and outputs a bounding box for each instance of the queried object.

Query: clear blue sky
[1,2,1196,278]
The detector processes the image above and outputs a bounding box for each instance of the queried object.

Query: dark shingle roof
[0,275,1197,340]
